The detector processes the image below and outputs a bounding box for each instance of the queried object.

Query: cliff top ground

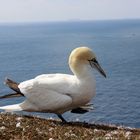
[0,113,139,140]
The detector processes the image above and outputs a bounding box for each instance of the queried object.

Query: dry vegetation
[0,113,139,140]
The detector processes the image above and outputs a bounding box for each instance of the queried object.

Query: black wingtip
[4,77,24,96]
[4,77,19,85]
[0,92,23,99]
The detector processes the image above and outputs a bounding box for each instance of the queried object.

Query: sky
[0,0,140,22]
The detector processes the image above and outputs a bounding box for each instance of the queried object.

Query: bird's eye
[89,58,98,64]
[92,58,98,64]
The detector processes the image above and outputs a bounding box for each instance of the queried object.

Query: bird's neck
[70,62,95,82]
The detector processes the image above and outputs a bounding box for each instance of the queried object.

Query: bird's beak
[89,58,106,78]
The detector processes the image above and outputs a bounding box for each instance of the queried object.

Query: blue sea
[0,20,140,128]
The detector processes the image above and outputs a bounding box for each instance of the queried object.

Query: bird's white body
[19,71,95,114]
[0,47,106,120]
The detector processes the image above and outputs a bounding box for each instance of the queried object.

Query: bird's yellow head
[69,47,106,78]
[69,47,96,62]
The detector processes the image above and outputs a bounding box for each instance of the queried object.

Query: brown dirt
[0,113,139,140]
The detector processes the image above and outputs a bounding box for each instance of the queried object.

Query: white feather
[0,104,22,112]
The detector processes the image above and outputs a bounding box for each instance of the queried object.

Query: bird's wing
[18,74,76,97]
[17,74,75,112]
[20,89,72,113]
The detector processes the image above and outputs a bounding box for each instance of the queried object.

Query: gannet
[0,47,106,122]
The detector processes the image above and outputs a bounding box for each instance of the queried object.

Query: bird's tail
[0,104,23,112]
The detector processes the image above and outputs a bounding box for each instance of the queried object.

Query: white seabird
[0,47,106,122]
